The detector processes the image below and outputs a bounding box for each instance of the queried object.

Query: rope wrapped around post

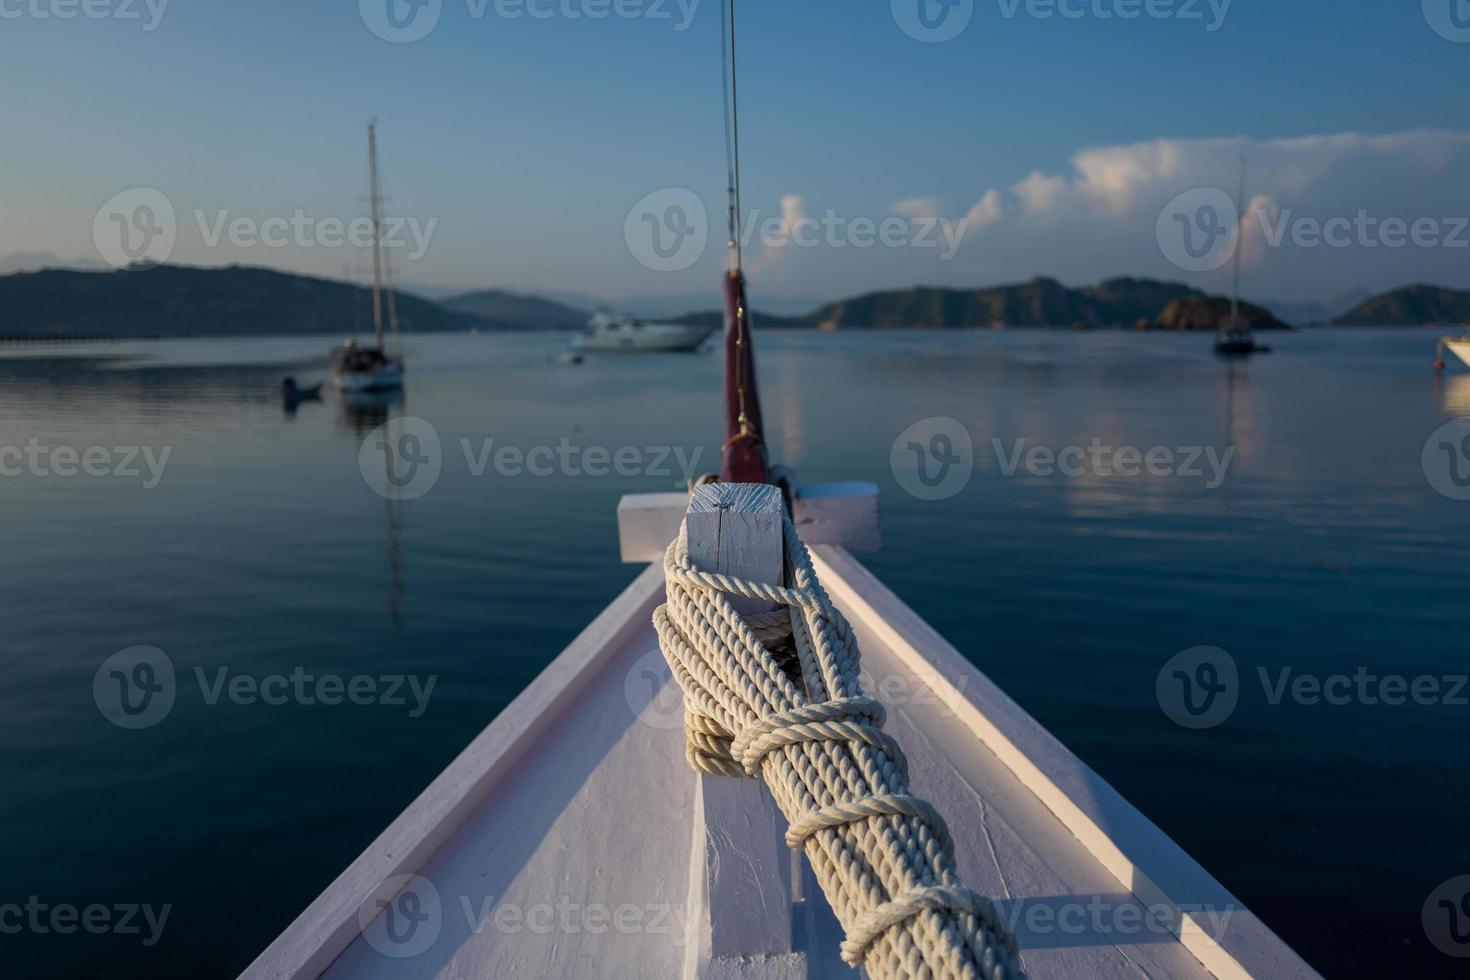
[653,514,1024,980]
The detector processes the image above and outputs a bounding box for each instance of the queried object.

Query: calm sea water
[1,328,1467,978]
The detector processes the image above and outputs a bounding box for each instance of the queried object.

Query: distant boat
[1215,160,1270,357]
[1438,334,1470,371]
[332,121,405,393]
[571,312,715,353]
[1214,328,1266,356]
[281,376,322,402]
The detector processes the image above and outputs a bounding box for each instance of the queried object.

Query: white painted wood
[809,545,1320,980]
[617,483,882,563]
[791,482,880,552]
[618,491,691,563]
[684,483,785,618]
[248,539,1315,980]
[240,564,669,980]
[684,777,810,980]
[682,483,803,976]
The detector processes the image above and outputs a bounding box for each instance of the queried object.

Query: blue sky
[3,0,1469,306]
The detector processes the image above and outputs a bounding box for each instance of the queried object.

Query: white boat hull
[333,367,404,393]
[246,540,1318,980]
[572,319,715,353]
[1445,338,1470,369]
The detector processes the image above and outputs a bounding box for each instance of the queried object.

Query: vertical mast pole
[1230,158,1246,334]
[719,0,769,485]
[383,231,402,355]
[368,121,385,349]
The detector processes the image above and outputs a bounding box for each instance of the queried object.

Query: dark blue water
[1,329,1466,978]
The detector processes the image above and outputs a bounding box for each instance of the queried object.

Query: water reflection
[1437,371,1470,416]
[347,395,410,624]
[1219,359,1245,492]
[337,389,405,435]
[1,330,1466,980]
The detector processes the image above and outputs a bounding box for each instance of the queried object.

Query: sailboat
[1214,161,1269,356]
[332,122,406,393]
[245,7,1317,978]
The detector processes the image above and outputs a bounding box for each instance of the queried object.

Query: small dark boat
[1214,328,1271,356]
[1213,161,1270,357]
[282,376,323,402]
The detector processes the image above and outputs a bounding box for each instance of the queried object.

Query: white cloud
[889,196,942,219]
[942,129,1470,300]
[1011,171,1070,215]
[733,130,1470,304]
[971,130,1470,226]
[776,194,806,242]
[964,189,1005,229]
[743,193,807,274]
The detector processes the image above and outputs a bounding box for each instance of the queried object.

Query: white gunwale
[240,563,668,980]
[809,545,1315,980]
[244,544,1318,980]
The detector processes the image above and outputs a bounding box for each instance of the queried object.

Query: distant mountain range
[675,277,1288,331]
[1329,284,1470,327]
[0,264,481,338]
[442,289,587,330]
[0,262,1464,339]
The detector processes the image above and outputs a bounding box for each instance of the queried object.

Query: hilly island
[0,263,1463,339]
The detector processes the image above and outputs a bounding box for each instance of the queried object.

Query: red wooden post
[719,270,770,484]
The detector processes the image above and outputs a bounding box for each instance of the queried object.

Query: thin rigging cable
[721,0,743,274]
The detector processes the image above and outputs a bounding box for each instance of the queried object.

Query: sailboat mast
[383,228,402,355]
[368,121,385,349]
[346,260,361,338]
[1230,158,1246,334]
[718,0,769,485]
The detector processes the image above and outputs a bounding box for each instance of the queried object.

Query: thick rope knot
[653,512,1024,980]
[841,884,1019,970]
[728,696,888,775]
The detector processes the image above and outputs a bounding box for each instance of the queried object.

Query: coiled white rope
[653,515,1023,980]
